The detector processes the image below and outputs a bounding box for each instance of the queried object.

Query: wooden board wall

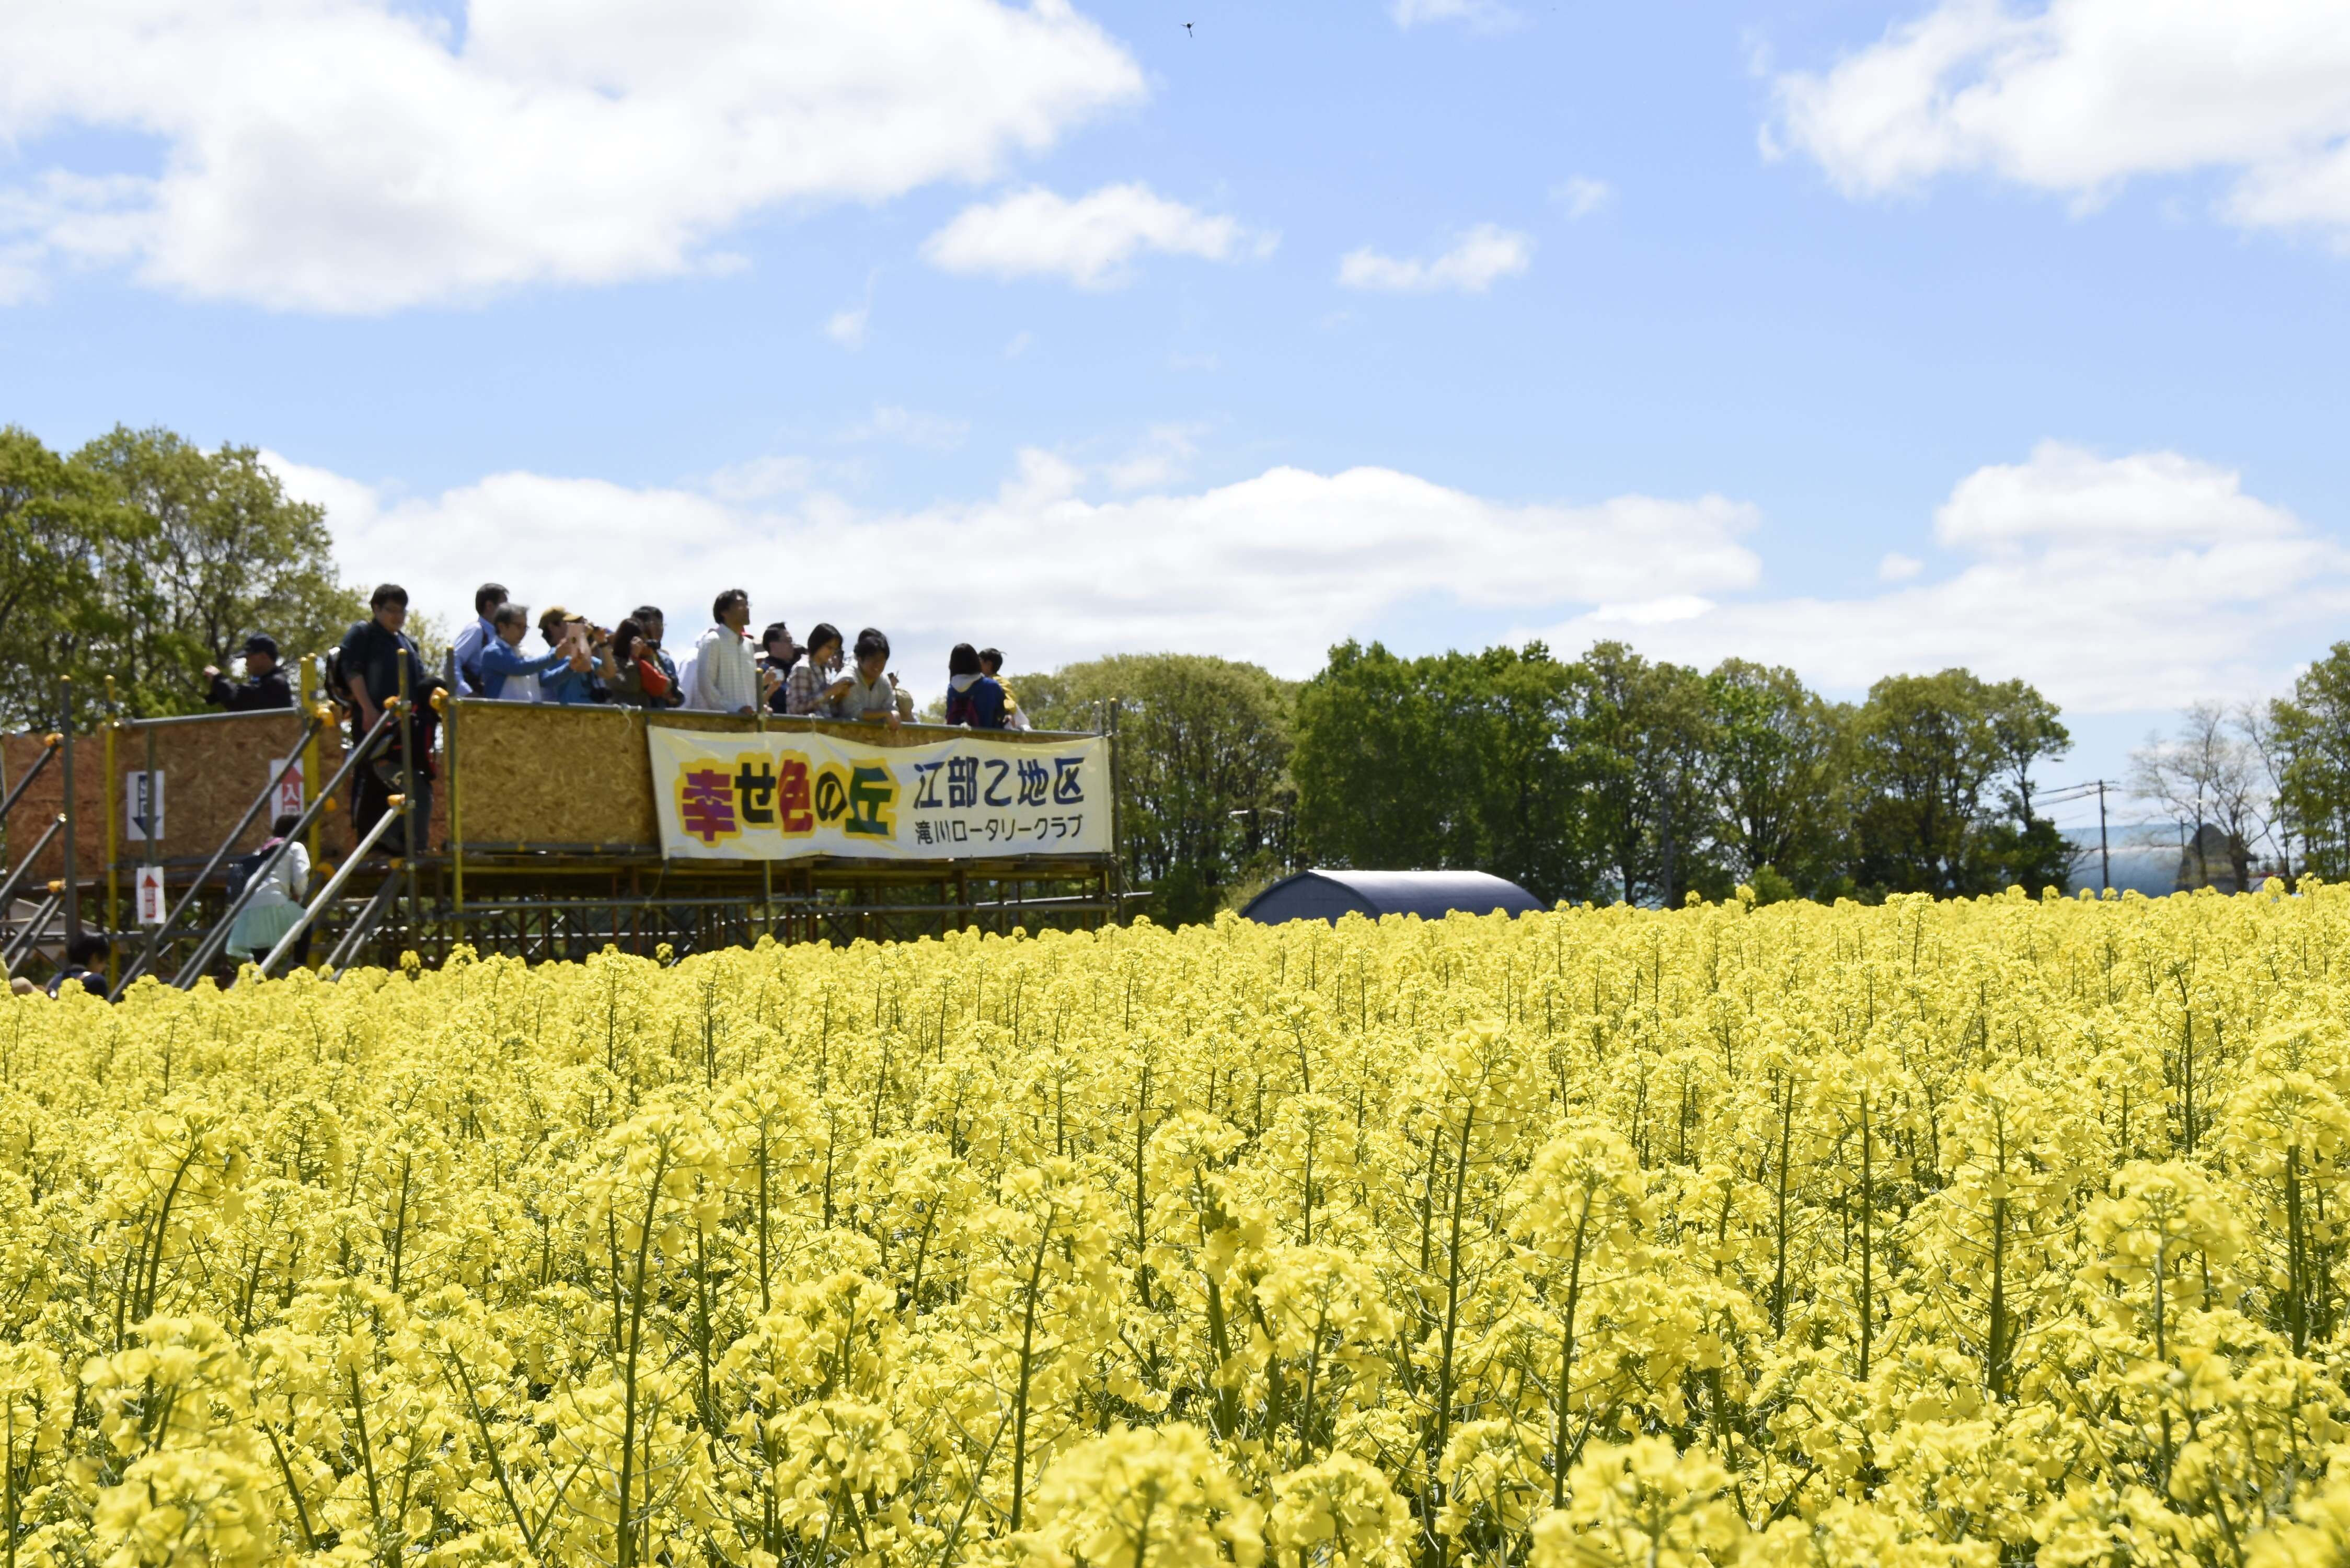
[0,711,429,889]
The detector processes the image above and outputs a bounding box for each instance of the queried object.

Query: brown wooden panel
[452,701,655,849]
[0,707,471,893]
[0,730,93,889]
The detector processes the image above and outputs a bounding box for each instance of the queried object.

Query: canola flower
[4,883,2350,1566]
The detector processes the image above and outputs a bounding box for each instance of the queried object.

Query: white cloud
[922,182,1272,290]
[825,304,869,350]
[1550,176,1614,218]
[1589,594,1714,627]
[1534,442,2350,712]
[269,448,1761,683]
[1338,224,1533,293]
[0,0,1143,312]
[1101,424,1204,492]
[276,438,2350,718]
[705,456,816,504]
[1877,551,1923,581]
[1933,443,2298,545]
[1768,0,2350,245]
[1390,0,1520,32]
[1003,330,1034,359]
[836,405,969,453]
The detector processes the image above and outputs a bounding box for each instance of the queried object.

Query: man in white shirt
[694,587,766,716]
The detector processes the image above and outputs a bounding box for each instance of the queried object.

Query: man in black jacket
[335,584,443,856]
[204,633,294,711]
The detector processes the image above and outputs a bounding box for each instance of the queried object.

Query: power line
[2038,778,2118,891]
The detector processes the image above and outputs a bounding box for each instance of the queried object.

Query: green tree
[1290,641,1455,877]
[1984,676,2071,826]
[1466,643,1593,902]
[1575,642,1721,906]
[1849,669,2070,896]
[0,427,128,729]
[1703,658,1849,897]
[72,426,361,716]
[1293,641,1592,903]
[1012,653,1295,926]
[2271,645,2350,878]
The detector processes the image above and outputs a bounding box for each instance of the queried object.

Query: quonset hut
[1238,868,1545,925]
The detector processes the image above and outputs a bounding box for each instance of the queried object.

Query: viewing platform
[1,686,1124,990]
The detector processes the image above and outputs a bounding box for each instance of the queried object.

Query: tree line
[2140,643,2350,889]
[22,417,2350,919]
[0,424,358,728]
[1018,641,2077,924]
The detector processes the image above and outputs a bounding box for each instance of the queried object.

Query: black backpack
[224,841,280,903]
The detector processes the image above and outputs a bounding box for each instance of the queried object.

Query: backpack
[225,839,282,903]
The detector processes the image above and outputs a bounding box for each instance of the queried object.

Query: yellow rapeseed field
[7,886,2350,1568]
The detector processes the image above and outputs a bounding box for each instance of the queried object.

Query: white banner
[646,727,1111,862]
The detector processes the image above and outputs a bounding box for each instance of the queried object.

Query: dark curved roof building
[1239,868,1546,925]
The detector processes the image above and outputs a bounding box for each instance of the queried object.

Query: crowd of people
[437,581,1028,728]
[199,581,1030,733]
[198,583,1035,859]
[1,583,1044,997]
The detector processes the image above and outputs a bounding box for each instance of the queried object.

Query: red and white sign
[268,757,305,821]
[134,864,165,924]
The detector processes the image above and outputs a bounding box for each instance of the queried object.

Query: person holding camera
[478,603,577,701]
[604,619,675,708]
[204,633,294,711]
[758,622,800,716]
[535,607,612,704]
[630,605,685,708]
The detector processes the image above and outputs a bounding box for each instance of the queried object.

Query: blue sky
[6,0,2349,844]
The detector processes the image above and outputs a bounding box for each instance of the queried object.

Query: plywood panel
[0,708,457,895]
[0,729,89,890]
[452,701,655,849]
[130,712,337,868]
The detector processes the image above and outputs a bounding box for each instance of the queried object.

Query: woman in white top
[229,812,311,967]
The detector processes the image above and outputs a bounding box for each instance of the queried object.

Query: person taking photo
[204,633,294,711]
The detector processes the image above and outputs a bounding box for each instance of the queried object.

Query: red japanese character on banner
[678,765,740,846]
[777,754,814,834]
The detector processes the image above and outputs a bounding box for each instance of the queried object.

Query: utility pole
[2036,776,2118,894]
[59,678,77,940]
[2097,779,2110,893]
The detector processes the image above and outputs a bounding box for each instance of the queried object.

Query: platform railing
[169,705,405,989]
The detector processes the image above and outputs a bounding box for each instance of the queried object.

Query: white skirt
[230,900,305,956]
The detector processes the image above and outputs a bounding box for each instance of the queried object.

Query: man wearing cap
[204,634,294,711]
